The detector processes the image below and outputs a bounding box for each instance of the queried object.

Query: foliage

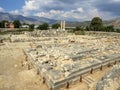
[52,23,60,29]
[116,29,120,33]
[29,24,34,30]
[0,20,8,28]
[88,17,117,33]
[38,23,49,30]
[107,25,114,32]
[13,20,21,28]
[75,26,83,31]
[22,23,29,25]
[0,22,1,28]
[90,17,103,31]
[86,26,90,31]
[103,25,114,32]
[74,26,85,35]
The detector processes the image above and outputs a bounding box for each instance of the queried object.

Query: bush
[116,29,120,33]
[38,23,49,30]
[52,23,60,29]
[74,26,85,35]
[29,24,34,30]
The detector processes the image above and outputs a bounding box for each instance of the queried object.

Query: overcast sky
[0,0,120,21]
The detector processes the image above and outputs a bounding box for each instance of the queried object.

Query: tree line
[0,20,21,28]
[75,17,120,33]
[0,20,61,30]
[37,23,60,30]
[0,17,120,33]
[86,17,116,32]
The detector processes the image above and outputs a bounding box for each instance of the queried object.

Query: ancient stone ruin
[20,31,120,90]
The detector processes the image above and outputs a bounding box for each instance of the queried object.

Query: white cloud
[22,0,99,21]
[22,0,56,16]
[0,7,4,12]
[23,0,40,11]
[88,9,100,18]
[34,10,64,19]
[21,0,119,21]
[22,0,56,12]
[50,10,64,15]
[77,8,84,13]
[35,9,87,21]
[10,10,20,15]
[35,12,50,18]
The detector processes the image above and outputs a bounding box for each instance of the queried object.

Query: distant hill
[109,18,120,27]
[66,21,90,27]
[66,18,120,27]
[29,16,57,24]
[0,12,57,24]
[0,12,120,27]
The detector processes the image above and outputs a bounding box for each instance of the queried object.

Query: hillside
[0,12,120,27]
[0,12,57,24]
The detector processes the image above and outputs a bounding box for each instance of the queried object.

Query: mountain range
[0,12,57,25]
[0,12,120,27]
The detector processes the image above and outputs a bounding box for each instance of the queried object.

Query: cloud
[0,7,4,12]
[34,8,90,21]
[23,0,40,11]
[21,0,120,21]
[93,0,120,16]
[22,0,93,21]
[9,10,20,15]
[34,10,64,19]
[71,8,84,13]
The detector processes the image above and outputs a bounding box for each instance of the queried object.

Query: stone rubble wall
[96,65,120,90]
[27,30,67,37]
[86,31,120,37]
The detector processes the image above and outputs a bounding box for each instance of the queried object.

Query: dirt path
[0,42,49,90]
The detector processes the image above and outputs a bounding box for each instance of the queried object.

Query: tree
[38,23,49,30]
[52,23,60,29]
[75,26,83,31]
[0,22,1,28]
[107,25,114,32]
[0,20,8,28]
[90,17,103,31]
[116,29,120,33]
[103,25,114,32]
[86,26,90,31]
[13,20,21,28]
[29,24,34,30]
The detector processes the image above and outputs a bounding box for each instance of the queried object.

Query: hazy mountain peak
[0,12,57,24]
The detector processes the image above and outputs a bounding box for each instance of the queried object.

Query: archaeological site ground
[0,30,120,90]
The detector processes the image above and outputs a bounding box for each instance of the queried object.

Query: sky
[0,0,120,21]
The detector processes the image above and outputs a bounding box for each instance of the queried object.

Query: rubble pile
[96,65,120,90]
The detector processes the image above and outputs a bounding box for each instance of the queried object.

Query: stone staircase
[83,76,95,88]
